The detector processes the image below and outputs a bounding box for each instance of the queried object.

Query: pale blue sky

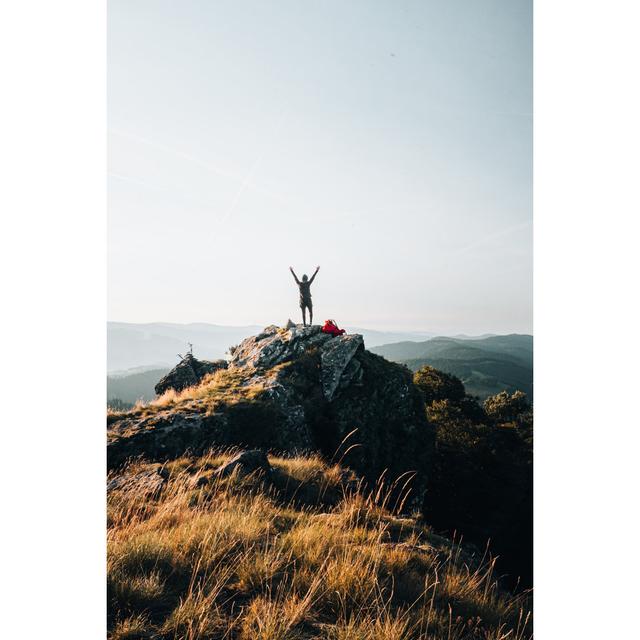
[108,0,532,334]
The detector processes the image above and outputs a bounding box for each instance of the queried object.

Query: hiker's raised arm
[289,266,300,284]
[309,265,320,283]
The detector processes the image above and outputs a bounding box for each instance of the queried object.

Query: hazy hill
[107,321,434,372]
[107,367,170,405]
[107,322,263,371]
[371,334,533,400]
[461,334,533,367]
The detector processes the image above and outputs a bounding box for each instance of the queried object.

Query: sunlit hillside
[108,451,531,639]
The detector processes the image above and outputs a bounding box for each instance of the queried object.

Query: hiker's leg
[309,304,313,326]
[301,306,307,326]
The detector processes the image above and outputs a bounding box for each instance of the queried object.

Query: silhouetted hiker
[289,265,320,326]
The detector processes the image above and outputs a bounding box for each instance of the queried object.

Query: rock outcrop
[320,333,364,400]
[228,324,363,402]
[154,354,228,396]
[213,450,272,478]
[229,325,332,371]
[108,324,434,505]
[107,464,168,496]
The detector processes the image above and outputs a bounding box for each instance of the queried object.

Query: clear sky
[108,0,532,334]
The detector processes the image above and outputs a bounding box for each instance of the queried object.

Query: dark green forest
[373,335,533,399]
[414,365,533,589]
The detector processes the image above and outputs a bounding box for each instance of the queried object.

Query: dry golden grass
[108,451,531,639]
[142,367,267,413]
[105,369,265,428]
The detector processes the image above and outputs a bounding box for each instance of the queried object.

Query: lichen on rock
[320,333,364,400]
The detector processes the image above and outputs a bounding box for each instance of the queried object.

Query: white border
[0,1,106,637]
[1,1,639,637]
[535,0,639,636]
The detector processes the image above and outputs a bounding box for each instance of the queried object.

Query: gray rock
[214,450,272,478]
[230,324,331,371]
[155,354,227,396]
[320,334,364,401]
[107,465,167,496]
[338,357,363,390]
[286,324,323,340]
[229,325,288,370]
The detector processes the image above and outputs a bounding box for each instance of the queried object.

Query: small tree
[413,365,465,405]
[483,390,530,423]
[227,344,238,358]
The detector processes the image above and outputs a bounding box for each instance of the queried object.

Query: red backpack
[321,319,346,337]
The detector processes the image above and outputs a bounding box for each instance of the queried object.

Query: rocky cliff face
[108,324,434,504]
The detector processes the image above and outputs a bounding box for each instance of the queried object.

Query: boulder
[214,450,272,478]
[107,465,167,496]
[229,324,332,371]
[154,354,227,396]
[320,334,364,400]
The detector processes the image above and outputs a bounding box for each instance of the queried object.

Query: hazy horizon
[107,318,529,338]
[109,0,532,335]
[106,317,529,336]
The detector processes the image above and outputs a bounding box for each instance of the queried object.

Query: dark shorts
[300,297,312,309]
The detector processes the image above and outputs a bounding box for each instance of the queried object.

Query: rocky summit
[108,324,434,504]
[228,324,363,402]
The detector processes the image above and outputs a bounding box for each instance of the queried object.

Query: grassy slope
[108,452,531,640]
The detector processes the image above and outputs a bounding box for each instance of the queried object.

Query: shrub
[413,366,465,404]
[415,369,533,589]
[484,390,531,424]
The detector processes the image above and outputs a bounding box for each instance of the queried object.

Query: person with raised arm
[289,265,320,326]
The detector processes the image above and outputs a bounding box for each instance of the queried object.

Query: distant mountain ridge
[371,334,533,400]
[108,322,263,372]
[107,321,436,372]
[107,367,170,406]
